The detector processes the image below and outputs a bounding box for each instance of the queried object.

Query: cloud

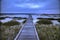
[15,3,44,9]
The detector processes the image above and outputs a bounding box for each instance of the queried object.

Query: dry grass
[36,24,60,40]
[1,25,21,40]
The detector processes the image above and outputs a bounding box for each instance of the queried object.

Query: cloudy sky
[1,0,60,14]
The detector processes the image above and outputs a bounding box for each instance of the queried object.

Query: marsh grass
[0,21,21,40]
[36,24,60,40]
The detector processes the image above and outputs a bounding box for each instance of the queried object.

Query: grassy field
[0,21,22,40]
[36,24,60,40]
[0,18,60,40]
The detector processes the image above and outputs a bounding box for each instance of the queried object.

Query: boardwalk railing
[33,23,40,40]
[14,22,27,40]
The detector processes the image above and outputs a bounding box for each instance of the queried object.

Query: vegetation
[13,17,22,20]
[2,21,20,26]
[36,20,60,40]
[1,21,21,40]
[36,19,52,24]
[23,19,27,23]
[37,18,55,20]
[0,21,2,25]
[0,17,6,20]
[57,20,60,22]
[58,18,60,22]
[12,17,27,20]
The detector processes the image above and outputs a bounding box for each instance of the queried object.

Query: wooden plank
[14,15,39,40]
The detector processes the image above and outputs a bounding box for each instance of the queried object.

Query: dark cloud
[1,0,60,14]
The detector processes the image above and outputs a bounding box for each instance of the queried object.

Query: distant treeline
[0,17,27,20]
[37,18,60,20]
[0,13,60,15]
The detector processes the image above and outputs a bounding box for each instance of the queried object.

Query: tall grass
[0,21,21,40]
[36,24,60,40]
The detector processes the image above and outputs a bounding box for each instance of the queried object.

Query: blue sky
[1,0,60,14]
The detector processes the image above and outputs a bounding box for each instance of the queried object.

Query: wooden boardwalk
[14,15,39,40]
